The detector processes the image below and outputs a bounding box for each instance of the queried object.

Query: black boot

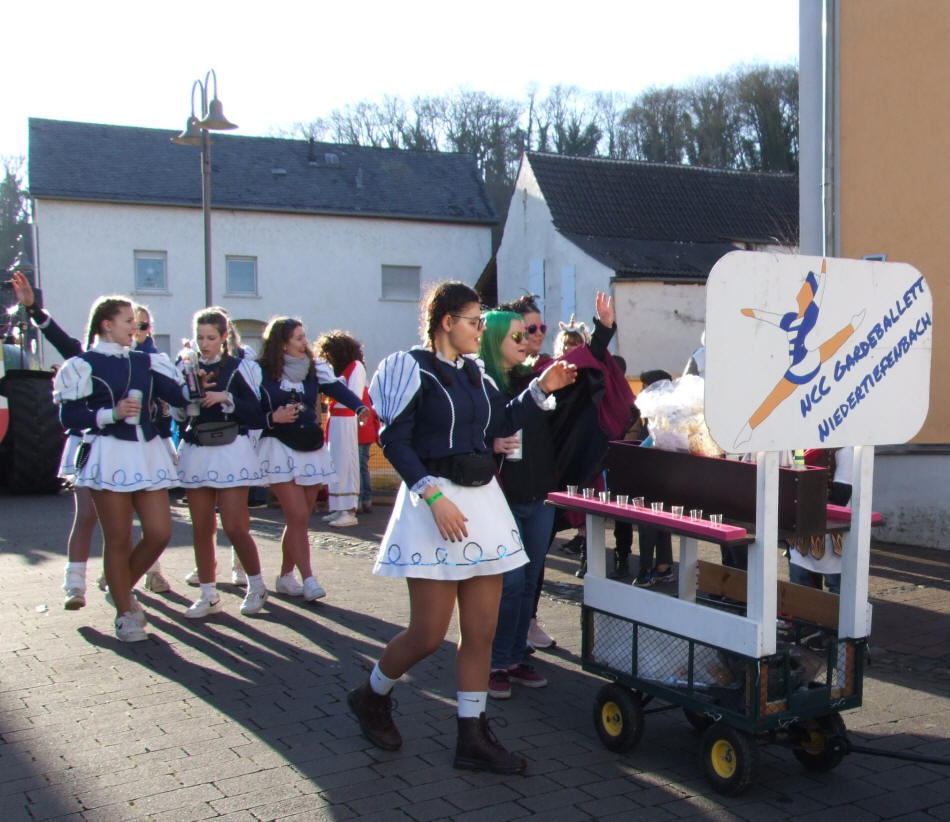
[347,681,402,751]
[454,713,526,774]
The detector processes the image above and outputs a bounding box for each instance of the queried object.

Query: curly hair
[420,281,481,348]
[86,295,133,348]
[314,330,363,376]
[258,317,314,382]
[497,294,541,317]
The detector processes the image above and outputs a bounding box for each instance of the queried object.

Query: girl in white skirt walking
[347,282,575,774]
[174,308,269,618]
[257,317,368,601]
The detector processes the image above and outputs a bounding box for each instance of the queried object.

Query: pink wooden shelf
[826,503,884,525]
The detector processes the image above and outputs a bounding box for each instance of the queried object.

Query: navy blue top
[380,349,544,489]
[180,356,265,445]
[259,369,366,441]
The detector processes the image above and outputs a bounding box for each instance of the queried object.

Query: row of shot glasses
[565,485,723,524]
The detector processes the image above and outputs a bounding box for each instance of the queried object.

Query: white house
[496,152,797,375]
[28,118,497,371]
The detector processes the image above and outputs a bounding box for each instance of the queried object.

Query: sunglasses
[450,314,486,330]
[137,322,150,331]
[509,331,525,343]
[526,323,547,335]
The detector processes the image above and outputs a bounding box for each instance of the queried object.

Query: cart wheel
[683,708,715,733]
[793,712,847,772]
[593,683,644,752]
[702,722,758,796]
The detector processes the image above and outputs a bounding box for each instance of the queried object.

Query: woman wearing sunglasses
[348,281,575,775]
[478,310,559,700]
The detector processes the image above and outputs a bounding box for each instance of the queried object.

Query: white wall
[33,200,492,373]
[872,450,950,549]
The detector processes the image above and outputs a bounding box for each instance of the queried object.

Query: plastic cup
[582,488,595,499]
[650,501,664,513]
[616,494,629,507]
[125,389,143,425]
[566,485,578,496]
[709,513,723,525]
[671,505,684,519]
[690,508,703,520]
[632,496,645,508]
[598,491,610,503]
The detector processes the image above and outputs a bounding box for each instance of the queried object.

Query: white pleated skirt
[72,431,179,492]
[374,478,528,581]
[58,433,83,480]
[176,435,266,488]
[258,435,336,486]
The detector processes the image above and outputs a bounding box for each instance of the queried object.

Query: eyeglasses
[137,322,150,331]
[509,331,525,343]
[450,314,486,330]
[526,323,547,335]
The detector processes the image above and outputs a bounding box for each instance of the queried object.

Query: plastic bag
[635,374,722,457]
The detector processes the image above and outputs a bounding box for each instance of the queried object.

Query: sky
[4,0,799,167]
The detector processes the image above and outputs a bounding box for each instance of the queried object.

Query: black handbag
[424,452,497,487]
[273,425,324,453]
[194,420,240,447]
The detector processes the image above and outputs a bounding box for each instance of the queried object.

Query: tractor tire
[1,370,63,494]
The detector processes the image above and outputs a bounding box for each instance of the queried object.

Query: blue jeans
[788,560,840,594]
[358,443,372,505]
[491,499,556,670]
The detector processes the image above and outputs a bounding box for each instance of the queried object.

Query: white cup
[126,389,143,425]
[507,429,523,461]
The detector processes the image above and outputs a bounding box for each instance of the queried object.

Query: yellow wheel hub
[710,739,738,778]
[601,701,624,737]
[800,728,826,755]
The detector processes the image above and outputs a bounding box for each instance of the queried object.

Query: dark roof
[525,152,798,278]
[28,118,497,225]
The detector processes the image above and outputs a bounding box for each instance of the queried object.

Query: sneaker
[144,570,171,593]
[322,511,341,522]
[633,570,654,587]
[329,512,358,528]
[507,663,547,688]
[184,595,224,619]
[488,669,512,699]
[275,573,304,596]
[115,611,147,642]
[526,618,556,650]
[105,590,147,626]
[302,576,326,601]
[240,587,268,615]
[560,534,585,555]
[652,566,675,584]
[97,574,107,591]
[63,588,86,610]
[184,568,200,586]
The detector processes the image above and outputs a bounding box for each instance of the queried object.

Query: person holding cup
[52,296,189,641]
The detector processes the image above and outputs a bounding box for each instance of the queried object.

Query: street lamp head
[171,115,203,146]
[199,97,238,131]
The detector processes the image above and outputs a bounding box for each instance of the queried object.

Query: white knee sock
[457,691,486,718]
[369,662,398,695]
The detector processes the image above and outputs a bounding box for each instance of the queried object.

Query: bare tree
[734,64,799,171]
[622,86,689,163]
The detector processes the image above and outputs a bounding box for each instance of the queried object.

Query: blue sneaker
[633,570,654,587]
[652,566,675,584]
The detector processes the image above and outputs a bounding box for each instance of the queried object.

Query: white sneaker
[63,588,86,610]
[97,574,107,591]
[526,618,556,650]
[184,596,224,619]
[322,511,341,522]
[275,573,304,596]
[184,568,200,586]
[115,611,147,642]
[144,570,171,593]
[328,512,358,528]
[302,576,326,601]
[105,590,147,626]
[240,587,268,615]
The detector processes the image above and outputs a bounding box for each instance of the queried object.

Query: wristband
[425,491,444,506]
[112,408,118,423]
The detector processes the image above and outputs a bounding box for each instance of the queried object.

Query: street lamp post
[171,70,237,307]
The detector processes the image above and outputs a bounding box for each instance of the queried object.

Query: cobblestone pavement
[1,490,949,821]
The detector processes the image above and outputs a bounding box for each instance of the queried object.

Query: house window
[381,265,420,301]
[134,251,167,292]
[226,256,258,296]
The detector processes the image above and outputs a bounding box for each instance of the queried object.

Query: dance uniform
[369,348,551,581]
[258,359,366,486]
[175,355,267,488]
[53,342,189,492]
[326,360,366,511]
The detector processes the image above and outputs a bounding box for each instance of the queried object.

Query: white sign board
[705,251,932,452]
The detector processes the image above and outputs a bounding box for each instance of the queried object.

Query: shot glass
[709,513,723,525]
[690,508,703,520]
[598,491,610,504]
[632,496,645,508]
[616,494,630,507]
[650,501,664,513]
[671,505,684,519]
[582,488,595,499]
[566,485,578,496]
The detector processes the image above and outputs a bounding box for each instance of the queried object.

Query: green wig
[478,310,523,392]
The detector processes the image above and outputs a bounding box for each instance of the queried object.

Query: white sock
[148,560,162,573]
[247,573,265,592]
[457,691,486,718]
[369,662,398,695]
[64,562,87,590]
[200,582,218,601]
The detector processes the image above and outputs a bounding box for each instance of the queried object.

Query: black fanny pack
[274,425,324,453]
[423,452,496,487]
[194,421,240,447]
